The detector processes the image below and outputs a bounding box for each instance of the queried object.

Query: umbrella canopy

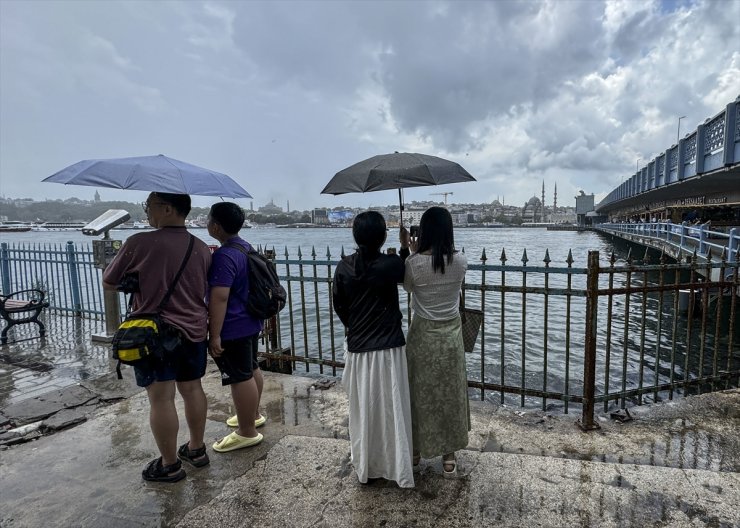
[43,154,252,198]
[321,152,475,226]
[321,152,475,195]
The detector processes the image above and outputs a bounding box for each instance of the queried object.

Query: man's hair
[209,202,245,234]
[153,192,191,217]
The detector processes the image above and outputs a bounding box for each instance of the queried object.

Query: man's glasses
[141,200,166,213]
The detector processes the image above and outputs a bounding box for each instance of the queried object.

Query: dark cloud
[0,0,738,210]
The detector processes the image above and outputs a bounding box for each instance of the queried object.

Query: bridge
[594,96,740,275]
[596,95,740,224]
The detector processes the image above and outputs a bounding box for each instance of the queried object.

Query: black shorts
[134,338,208,388]
[213,333,260,386]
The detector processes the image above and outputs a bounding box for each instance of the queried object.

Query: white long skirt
[342,344,415,488]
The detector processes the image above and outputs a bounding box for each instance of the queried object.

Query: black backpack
[227,244,287,319]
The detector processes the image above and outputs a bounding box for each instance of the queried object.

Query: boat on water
[275,222,318,229]
[32,222,87,231]
[0,221,33,233]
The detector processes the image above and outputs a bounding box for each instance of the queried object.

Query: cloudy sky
[1,0,738,212]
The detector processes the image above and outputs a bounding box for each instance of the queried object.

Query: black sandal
[142,457,186,483]
[178,442,210,468]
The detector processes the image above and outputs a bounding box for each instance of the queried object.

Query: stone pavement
[1,364,738,528]
[1,315,738,527]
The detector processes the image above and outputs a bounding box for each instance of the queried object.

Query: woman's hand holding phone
[400,225,419,253]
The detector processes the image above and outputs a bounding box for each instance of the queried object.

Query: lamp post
[677,115,686,145]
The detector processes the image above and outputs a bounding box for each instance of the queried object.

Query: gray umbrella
[321,152,475,225]
[43,154,252,198]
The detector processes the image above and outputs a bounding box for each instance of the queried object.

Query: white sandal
[442,454,457,478]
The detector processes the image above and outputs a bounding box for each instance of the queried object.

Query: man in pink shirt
[103,192,211,483]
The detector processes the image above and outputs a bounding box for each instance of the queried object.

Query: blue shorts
[134,338,208,388]
[213,333,260,386]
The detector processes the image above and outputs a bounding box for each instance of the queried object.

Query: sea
[5,226,724,410]
[1,225,616,267]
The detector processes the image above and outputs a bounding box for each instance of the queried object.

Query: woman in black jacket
[332,211,414,488]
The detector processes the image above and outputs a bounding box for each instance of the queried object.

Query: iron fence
[1,241,738,427]
[0,241,110,317]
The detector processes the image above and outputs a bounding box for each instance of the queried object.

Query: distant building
[312,208,329,225]
[403,207,426,226]
[575,191,595,225]
[550,208,577,224]
[259,199,283,215]
[327,210,354,225]
[521,196,543,223]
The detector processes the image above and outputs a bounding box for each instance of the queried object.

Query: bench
[0,289,49,344]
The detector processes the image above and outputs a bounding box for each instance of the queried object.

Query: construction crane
[430,192,453,204]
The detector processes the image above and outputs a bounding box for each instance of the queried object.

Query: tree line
[0,200,312,225]
[0,200,207,223]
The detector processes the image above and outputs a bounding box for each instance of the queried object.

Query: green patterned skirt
[405,314,470,458]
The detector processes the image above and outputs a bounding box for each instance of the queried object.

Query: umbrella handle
[399,188,404,227]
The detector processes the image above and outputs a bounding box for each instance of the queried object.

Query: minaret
[541,181,545,208]
[287,200,290,213]
[541,180,545,222]
[553,183,557,211]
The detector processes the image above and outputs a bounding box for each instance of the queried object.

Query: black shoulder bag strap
[124,234,195,314]
[116,235,195,379]
[156,234,195,314]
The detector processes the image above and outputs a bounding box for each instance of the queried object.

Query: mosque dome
[527,196,541,206]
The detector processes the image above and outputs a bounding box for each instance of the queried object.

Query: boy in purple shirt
[207,202,266,452]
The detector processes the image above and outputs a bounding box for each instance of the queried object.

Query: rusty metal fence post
[578,250,601,431]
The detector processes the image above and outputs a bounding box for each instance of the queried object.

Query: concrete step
[0,369,737,527]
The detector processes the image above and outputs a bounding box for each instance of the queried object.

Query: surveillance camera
[82,209,131,236]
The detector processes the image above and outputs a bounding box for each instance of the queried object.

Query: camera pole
[91,228,123,343]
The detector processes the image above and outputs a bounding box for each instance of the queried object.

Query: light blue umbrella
[43,154,252,198]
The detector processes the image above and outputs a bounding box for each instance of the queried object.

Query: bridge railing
[596,222,739,263]
[597,96,740,210]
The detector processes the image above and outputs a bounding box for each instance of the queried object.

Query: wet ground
[0,317,111,407]
[0,315,738,527]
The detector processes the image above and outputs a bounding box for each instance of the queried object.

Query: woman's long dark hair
[351,211,387,274]
[416,206,455,273]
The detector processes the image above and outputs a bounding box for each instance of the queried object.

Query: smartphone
[410,225,419,237]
